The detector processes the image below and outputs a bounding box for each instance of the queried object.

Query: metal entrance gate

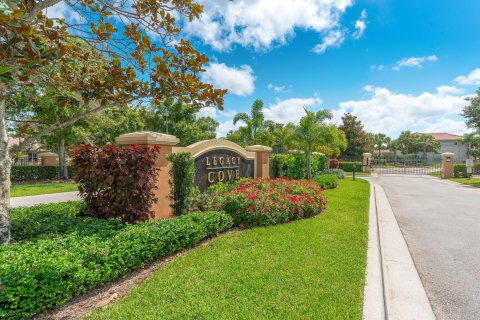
[371,159,442,175]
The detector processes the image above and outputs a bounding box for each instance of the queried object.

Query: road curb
[362,183,385,319]
[363,182,435,320]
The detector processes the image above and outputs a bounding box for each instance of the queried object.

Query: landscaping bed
[0,203,233,319]
[89,179,370,319]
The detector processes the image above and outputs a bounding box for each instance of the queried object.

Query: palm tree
[415,134,440,163]
[294,108,346,179]
[232,99,265,145]
[463,132,480,159]
[372,133,390,160]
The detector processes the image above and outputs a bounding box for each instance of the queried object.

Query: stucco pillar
[363,153,372,174]
[38,152,58,166]
[441,152,454,179]
[116,131,179,220]
[246,145,272,178]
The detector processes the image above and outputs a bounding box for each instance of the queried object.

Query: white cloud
[424,119,469,136]
[44,2,82,22]
[392,55,438,71]
[436,85,465,96]
[184,0,353,51]
[333,86,470,137]
[352,9,367,39]
[370,65,384,71]
[217,120,240,138]
[201,63,255,96]
[267,84,286,93]
[264,96,323,123]
[454,68,480,86]
[312,29,345,54]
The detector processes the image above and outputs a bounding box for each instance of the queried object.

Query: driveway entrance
[368,175,480,319]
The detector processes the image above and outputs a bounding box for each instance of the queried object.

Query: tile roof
[423,133,463,141]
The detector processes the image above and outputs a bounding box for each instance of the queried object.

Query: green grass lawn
[89,179,370,320]
[11,182,79,197]
[450,177,480,188]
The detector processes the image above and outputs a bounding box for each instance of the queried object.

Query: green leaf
[5,20,21,27]
[0,66,12,75]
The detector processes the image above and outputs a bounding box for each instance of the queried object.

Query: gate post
[116,131,179,220]
[363,153,372,174]
[246,145,272,178]
[38,152,58,166]
[441,152,454,179]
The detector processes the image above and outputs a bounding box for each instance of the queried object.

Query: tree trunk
[0,91,12,244]
[58,134,68,180]
[306,150,312,179]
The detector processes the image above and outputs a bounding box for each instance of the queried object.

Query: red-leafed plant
[70,144,160,223]
[329,158,340,169]
[202,178,326,227]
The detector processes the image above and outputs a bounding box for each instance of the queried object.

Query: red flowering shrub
[202,178,326,227]
[329,158,340,169]
[70,144,160,223]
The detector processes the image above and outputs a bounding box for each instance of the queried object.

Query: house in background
[424,133,467,163]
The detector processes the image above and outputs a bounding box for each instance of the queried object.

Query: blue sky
[183,0,480,138]
[48,0,480,138]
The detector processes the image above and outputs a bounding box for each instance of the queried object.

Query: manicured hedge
[11,166,76,182]
[339,161,362,172]
[313,174,339,189]
[1,202,233,319]
[453,163,480,178]
[270,154,328,179]
[319,169,345,179]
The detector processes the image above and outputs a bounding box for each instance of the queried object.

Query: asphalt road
[370,175,480,320]
[11,191,80,208]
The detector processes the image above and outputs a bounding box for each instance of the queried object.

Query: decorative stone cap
[116,131,179,146]
[441,152,454,158]
[363,152,372,157]
[312,152,325,155]
[246,145,272,152]
[37,152,58,157]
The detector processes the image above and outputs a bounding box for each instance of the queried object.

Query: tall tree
[294,108,346,179]
[230,99,265,146]
[463,132,480,159]
[140,101,218,146]
[338,113,371,160]
[414,134,440,163]
[0,1,226,244]
[462,89,480,130]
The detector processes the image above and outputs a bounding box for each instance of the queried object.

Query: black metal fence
[371,159,442,175]
[12,158,41,166]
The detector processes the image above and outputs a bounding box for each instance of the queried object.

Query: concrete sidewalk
[363,182,435,320]
[11,192,80,208]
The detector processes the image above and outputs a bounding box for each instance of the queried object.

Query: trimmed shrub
[270,153,328,179]
[454,164,466,178]
[70,144,159,223]
[2,203,233,319]
[167,152,195,216]
[329,158,339,169]
[339,161,362,172]
[202,178,326,227]
[11,166,76,182]
[319,169,345,179]
[313,174,338,189]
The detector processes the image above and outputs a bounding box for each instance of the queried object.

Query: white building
[425,133,467,163]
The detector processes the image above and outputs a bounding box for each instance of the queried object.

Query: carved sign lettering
[194,149,254,191]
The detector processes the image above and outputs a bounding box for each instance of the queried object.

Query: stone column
[116,131,179,220]
[441,152,454,179]
[363,153,372,174]
[38,152,58,166]
[246,145,272,178]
